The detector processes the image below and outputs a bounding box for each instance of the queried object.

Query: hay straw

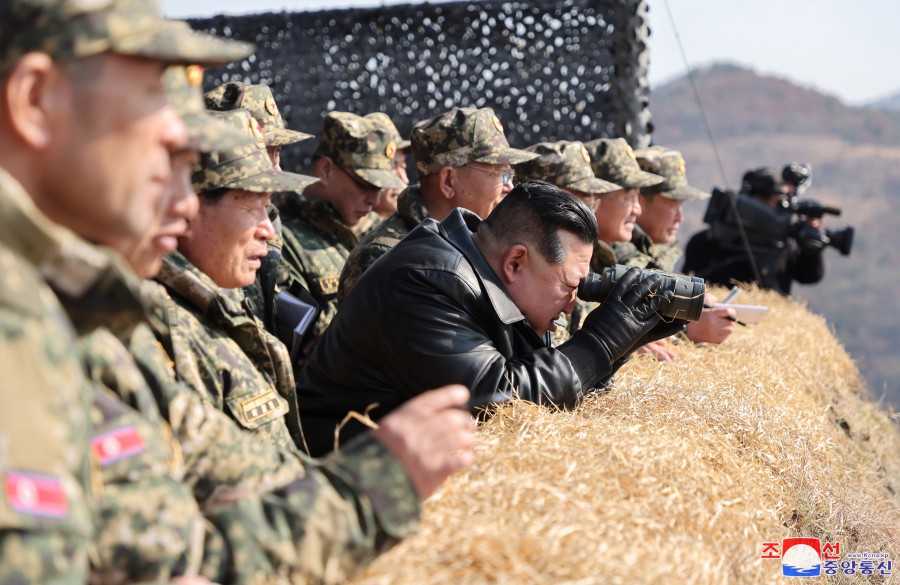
[352,287,900,584]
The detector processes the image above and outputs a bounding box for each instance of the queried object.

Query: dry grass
[353,287,900,585]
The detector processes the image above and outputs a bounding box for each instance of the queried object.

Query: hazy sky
[160,0,900,105]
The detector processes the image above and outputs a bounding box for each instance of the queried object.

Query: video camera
[578,265,706,322]
[704,162,854,258]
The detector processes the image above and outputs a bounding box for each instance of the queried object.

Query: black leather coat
[296,208,589,456]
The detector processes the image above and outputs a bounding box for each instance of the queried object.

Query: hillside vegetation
[649,63,900,408]
[352,288,900,584]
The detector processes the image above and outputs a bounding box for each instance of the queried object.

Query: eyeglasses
[465,163,515,186]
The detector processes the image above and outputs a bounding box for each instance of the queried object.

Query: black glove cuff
[558,330,615,391]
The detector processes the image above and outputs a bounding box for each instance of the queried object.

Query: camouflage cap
[164,66,253,153]
[192,108,318,194]
[364,112,411,151]
[584,138,665,190]
[410,107,538,176]
[515,140,621,196]
[0,1,255,72]
[204,82,312,147]
[635,146,709,201]
[316,111,406,190]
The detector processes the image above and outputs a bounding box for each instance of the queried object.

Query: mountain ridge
[648,63,900,408]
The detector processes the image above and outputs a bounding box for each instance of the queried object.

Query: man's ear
[437,166,456,201]
[314,156,335,186]
[500,243,529,285]
[3,52,60,150]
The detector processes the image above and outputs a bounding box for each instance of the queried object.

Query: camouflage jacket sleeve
[79,329,210,583]
[612,240,652,269]
[337,235,396,306]
[128,320,422,585]
[204,433,421,585]
[0,251,93,584]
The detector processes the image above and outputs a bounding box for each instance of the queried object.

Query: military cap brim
[654,184,710,202]
[183,112,254,153]
[114,20,254,67]
[396,138,412,151]
[224,169,319,194]
[263,128,315,147]
[567,175,622,196]
[472,146,539,167]
[355,168,407,191]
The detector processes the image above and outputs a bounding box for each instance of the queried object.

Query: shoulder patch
[91,425,146,467]
[4,471,68,519]
[316,274,340,295]
[241,389,287,424]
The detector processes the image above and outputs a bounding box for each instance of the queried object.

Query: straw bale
[353,287,900,584]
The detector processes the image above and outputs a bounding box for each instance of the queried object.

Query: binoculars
[578,265,706,322]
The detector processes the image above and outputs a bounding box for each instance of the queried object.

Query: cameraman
[683,168,824,295]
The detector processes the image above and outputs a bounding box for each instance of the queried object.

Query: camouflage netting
[189,0,652,177]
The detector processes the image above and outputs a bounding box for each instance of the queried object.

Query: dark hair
[482,179,598,263]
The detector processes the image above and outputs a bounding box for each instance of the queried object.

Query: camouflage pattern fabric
[635,146,709,201]
[410,107,537,176]
[337,185,429,305]
[279,197,362,364]
[192,109,317,195]
[155,252,301,453]
[516,140,620,195]
[351,209,383,240]
[0,0,253,72]
[364,112,411,150]
[139,279,424,585]
[613,225,683,273]
[52,239,423,584]
[164,65,253,152]
[591,239,619,273]
[205,82,313,147]
[584,138,665,190]
[0,168,93,584]
[316,112,406,189]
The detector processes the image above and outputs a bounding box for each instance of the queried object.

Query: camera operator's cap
[0,1,255,72]
[364,112,411,151]
[635,146,709,201]
[516,140,621,195]
[584,138,665,190]
[164,66,253,152]
[410,107,538,176]
[204,82,313,148]
[316,111,406,190]
[741,167,787,197]
[192,108,319,194]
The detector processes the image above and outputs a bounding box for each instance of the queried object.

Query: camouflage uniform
[613,225,684,272]
[0,0,253,581]
[615,146,710,273]
[156,252,301,453]
[337,107,537,304]
[279,112,406,360]
[148,83,422,583]
[584,138,665,192]
[337,186,429,305]
[0,168,94,584]
[204,82,315,333]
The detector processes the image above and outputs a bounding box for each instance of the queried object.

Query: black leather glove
[635,317,688,349]
[559,267,673,389]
